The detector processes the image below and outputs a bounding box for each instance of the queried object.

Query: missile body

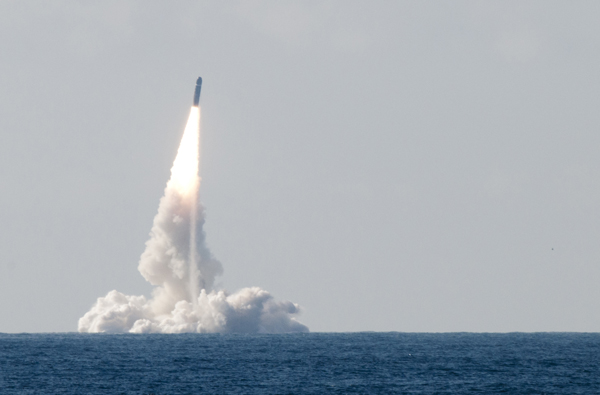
[193,77,202,106]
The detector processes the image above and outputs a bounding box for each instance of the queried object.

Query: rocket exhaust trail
[188,108,200,309]
[157,77,203,309]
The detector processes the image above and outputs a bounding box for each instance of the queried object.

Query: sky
[1,0,600,333]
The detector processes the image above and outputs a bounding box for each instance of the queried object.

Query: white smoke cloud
[78,107,308,334]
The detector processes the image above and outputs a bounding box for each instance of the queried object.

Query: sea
[0,332,599,394]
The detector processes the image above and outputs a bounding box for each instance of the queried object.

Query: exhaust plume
[78,106,308,333]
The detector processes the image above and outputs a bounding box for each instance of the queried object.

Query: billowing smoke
[78,107,308,333]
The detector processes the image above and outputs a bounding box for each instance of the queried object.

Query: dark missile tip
[193,77,202,106]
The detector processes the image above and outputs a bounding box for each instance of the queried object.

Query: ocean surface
[1,332,599,394]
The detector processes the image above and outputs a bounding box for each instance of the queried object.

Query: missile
[193,77,202,106]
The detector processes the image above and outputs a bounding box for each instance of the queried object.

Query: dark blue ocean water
[1,333,599,394]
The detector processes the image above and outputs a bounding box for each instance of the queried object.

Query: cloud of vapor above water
[78,107,308,334]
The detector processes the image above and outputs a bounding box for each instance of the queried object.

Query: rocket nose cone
[196,77,202,86]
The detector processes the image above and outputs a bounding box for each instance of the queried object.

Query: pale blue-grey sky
[1,0,600,332]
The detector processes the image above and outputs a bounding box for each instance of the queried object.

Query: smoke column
[78,106,308,333]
